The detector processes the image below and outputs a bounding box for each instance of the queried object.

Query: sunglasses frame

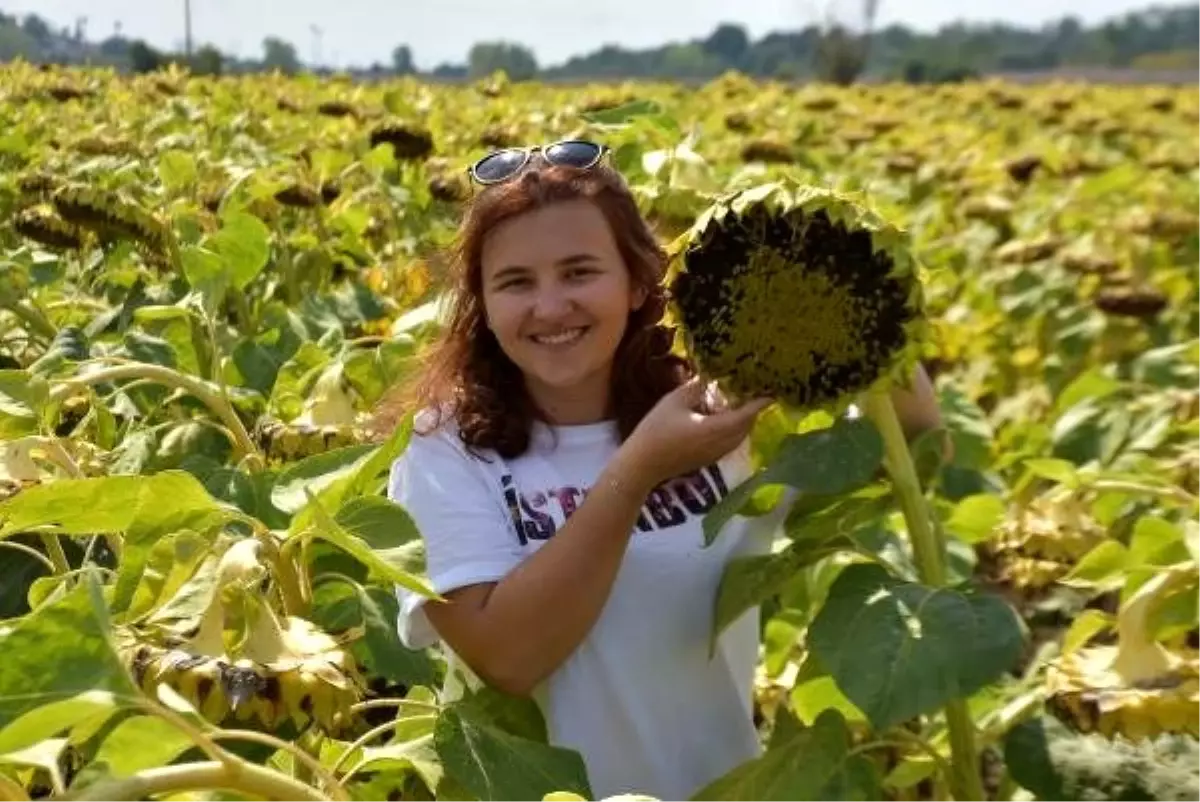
[467,139,610,185]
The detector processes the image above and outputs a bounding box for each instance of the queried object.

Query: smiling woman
[373,143,944,800]
[479,199,649,426]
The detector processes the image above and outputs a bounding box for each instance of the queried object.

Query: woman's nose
[531,284,573,319]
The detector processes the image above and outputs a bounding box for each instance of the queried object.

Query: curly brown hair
[372,158,694,459]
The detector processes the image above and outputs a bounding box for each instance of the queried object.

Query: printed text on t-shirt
[499,465,730,545]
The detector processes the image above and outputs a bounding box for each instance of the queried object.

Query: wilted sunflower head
[666,181,928,413]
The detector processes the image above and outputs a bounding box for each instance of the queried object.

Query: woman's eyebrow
[489,254,599,282]
[556,253,599,266]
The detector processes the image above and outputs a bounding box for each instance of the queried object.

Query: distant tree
[98,35,129,57]
[431,62,468,79]
[467,41,537,80]
[262,36,300,74]
[128,40,162,73]
[0,23,38,61]
[21,14,52,43]
[392,44,414,74]
[658,43,723,78]
[813,0,880,84]
[191,44,223,75]
[815,24,868,84]
[703,23,750,66]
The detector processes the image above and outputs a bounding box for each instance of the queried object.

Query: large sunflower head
[666,180,928,413]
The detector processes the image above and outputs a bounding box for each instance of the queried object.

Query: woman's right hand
[621,376,773,491]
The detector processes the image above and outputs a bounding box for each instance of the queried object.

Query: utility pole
[311,25,323,68]
[184,0,193,57]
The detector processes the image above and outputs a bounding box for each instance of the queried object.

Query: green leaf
[1062,609,1113,654]
[938,385,993,470]
[271,443,376,515]
[460,686,549,744]
[0,369,43,438]
[579,99,664,126]
[1128,516,1191,568]
[704,418,884,545]
[0,691,117,755]
[0,470,234,539]
[943,494,1006,544]
[305,490,438,600]
[433,703,592,801]
[712,542,844,647]
[807,563,1025,731]
[312,579,437,687]
[124,530,213,622]
[0,576,136,736]
[789,676,867,727]
[157,150,198,191]
[1061,541,1128,590]
[690,709,879,800]
[92,715,194,777]
[1003,718,1067,800]
[180,245,230,315]
[712,494,889,645]
[1023,457,1080,487]
[287,410,415,533]
[356,726,443,796]
[210,211,272,290]
[1054,368,1122,416]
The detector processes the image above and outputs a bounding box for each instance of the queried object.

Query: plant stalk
[4,300,57,340]
[861,388,986,801]
[47,362,259,462]
[39,533,71,575]
[58,760,329,801]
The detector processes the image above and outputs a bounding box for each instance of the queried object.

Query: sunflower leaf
[703,418,883,546]
[807,563,1024,731]
[433,703,592,801]
[690,709,880,800]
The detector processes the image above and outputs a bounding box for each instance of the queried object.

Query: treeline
[1,3,1196,83]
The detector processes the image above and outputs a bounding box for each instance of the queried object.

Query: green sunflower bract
[667,180,928,412]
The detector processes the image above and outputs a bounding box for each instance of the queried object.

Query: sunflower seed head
[668,180,928,412]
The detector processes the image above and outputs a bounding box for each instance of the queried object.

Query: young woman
[383,141,945,800]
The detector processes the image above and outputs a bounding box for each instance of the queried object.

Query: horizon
[1,0,1174,71]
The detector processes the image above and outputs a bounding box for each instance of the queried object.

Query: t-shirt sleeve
[387,428,524,651]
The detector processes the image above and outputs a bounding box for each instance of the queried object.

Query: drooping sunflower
[13,205,85,250]
[117,537,365,735]
[1045,566,1199,742]
[666,180,927,413]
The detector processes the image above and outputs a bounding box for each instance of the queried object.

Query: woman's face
[479,198,646,422]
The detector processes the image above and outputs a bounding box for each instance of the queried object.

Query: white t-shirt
[388,411,788,800]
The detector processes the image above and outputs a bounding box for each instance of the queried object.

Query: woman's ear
[631,285,648,311]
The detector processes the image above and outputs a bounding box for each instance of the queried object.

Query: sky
[5,0,1159,70]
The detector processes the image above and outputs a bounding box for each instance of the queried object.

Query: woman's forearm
[427,445,657,696]
[888,363,953,459]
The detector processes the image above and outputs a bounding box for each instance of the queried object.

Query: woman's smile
[529,325,590,347]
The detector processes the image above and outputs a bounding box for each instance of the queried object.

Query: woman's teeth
[531,327,587,345]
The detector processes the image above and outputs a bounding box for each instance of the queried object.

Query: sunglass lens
[473,150,527,183]
[544,141,602,168]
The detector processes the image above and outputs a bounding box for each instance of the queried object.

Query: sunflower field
[0,60,1197,801]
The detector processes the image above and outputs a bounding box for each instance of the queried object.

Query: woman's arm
[422,378,768,698]
[424,445,654,697]
[885,362,953,460]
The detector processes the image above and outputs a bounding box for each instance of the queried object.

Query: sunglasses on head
[467,139,610,185]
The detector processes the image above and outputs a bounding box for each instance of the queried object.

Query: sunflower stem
[47,362,259,463]
[4,299,57,341]
[39,533,71,576]
[57,760,329,801]
[861,388,986,802]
